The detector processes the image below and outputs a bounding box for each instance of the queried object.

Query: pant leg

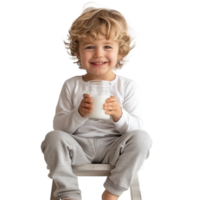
[98,129,153,197]
[40,130,93,200]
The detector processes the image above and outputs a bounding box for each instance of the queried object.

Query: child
[41,6,153,200]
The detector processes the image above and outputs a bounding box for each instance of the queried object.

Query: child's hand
[78,94,93,118]
[103,95,122,122]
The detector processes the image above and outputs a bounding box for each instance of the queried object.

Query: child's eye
[86,46,93,49]
[105,46,111,49]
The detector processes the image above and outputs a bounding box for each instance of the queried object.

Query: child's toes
[100,190,103,200]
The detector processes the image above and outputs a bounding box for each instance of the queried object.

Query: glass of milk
[87,80,111,122]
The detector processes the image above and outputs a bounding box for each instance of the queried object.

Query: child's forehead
[80,33,117,44]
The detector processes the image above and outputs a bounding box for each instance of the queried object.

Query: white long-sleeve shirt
[53,73,144,137]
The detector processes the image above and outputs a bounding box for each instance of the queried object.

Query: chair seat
[72,164,114,176]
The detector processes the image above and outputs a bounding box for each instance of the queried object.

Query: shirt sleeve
[113,80,146,134]
[51,80,87,134]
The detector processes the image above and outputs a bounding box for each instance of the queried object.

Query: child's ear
[77,53,80,60]
[117,53,123,60]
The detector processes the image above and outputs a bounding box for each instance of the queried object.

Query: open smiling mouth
[90,62,107,67]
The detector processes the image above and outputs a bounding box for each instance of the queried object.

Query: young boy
[41,7,153,200]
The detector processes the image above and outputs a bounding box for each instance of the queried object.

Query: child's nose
[94,48,104,58]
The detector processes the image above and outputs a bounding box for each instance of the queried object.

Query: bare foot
[102,189,119,200]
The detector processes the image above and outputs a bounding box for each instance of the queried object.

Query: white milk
[88,94,110,120]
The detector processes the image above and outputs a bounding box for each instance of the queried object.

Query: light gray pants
[41,129,153,200]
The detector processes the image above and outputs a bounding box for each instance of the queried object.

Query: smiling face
[78,29,122,81]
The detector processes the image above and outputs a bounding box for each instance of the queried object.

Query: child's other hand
[78,94,93,118]
[103,95,122,122]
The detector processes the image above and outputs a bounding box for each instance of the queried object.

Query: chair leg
[129,173,142,200]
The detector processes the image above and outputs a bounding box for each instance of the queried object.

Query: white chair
[50,164,142,200]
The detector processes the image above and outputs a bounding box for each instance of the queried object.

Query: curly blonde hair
[63,7,135,70]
